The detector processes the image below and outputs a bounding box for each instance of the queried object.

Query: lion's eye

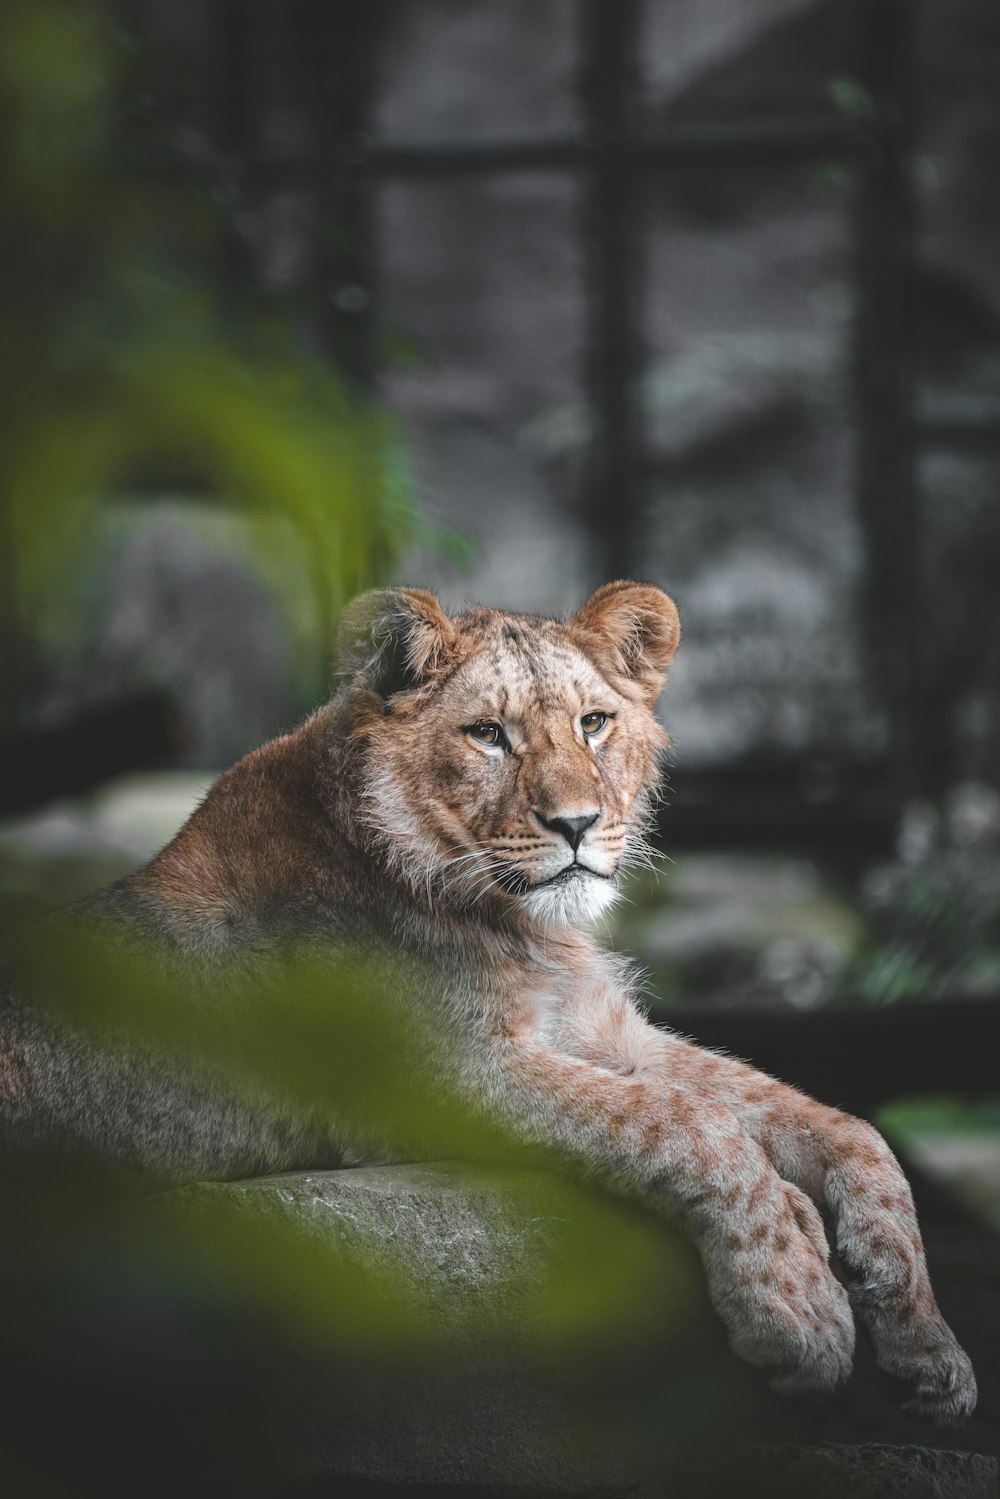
[465,719,505,748]
[581,711,609,737]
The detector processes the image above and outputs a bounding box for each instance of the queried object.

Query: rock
[0,770,210,913]
[128,1164,735,1494]
[32,500,319,772]
[746,1443,999,1499]
[614,853,865,1010]
[125,1166,997,1497]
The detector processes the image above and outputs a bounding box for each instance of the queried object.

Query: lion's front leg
[645,1030,977,1422]
[482,1037,854,1397]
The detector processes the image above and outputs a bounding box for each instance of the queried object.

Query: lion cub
[0,582,975,1421]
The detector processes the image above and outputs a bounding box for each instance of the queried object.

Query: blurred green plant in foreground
[7,919,702,1359]
[1,916,722,1496]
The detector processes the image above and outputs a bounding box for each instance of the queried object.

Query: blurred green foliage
[879,1093,1000,1138]
[8,918,697,1356]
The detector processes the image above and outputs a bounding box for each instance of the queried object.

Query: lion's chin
[520,870,619,927]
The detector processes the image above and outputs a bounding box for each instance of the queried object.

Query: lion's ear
[570,581,680,701]
[336,588,458,696]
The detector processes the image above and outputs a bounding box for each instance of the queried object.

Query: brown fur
[0,582,975,1421]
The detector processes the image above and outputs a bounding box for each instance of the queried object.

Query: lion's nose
[536,811,599,852]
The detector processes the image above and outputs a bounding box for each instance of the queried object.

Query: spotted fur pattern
[0,582,975,1420]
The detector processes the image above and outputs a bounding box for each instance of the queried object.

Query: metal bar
[370,119,881,172]
[916,418,1000,452]
[852,0,920,808]
[148,116,879,183]
[578,0,643,583]
[213,0,255,297]
[290,0,378,387]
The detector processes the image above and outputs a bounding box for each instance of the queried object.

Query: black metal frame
[203,0,926,849]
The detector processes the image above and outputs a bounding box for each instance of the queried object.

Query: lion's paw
[823,1116,977,1422]
[707,1183,855,1396]
[856,1299,978,1424]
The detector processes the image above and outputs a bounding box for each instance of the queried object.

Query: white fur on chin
[521,872,620,927]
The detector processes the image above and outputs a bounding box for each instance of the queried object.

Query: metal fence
[146,0,970,857]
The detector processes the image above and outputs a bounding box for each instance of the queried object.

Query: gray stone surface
[43,501,313,770]
[137,1164,730,1493]
[132,1165,998,1497]
[0,770,210,912]
[748,1443,999,1499]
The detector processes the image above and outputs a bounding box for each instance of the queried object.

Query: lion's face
[339,583,679,928]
